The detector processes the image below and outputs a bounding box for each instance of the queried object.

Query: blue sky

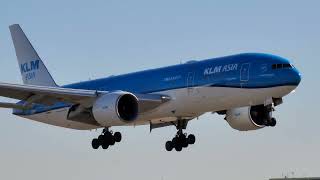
[0,0,319,179]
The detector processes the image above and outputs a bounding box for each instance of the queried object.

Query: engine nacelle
[226,105,271,131]
[92,91,139,126]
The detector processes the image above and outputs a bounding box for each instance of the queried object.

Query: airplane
[0,24,301,152]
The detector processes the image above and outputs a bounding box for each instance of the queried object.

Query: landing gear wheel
[270,118,277,127]
[103,132,112,144]
[165,141,173,151]
[182,141,188,148]
[109,136,116,146]
[98,135,104,141]
[179,134,188,148]
[92,139,100,149]
[175,144,182,152]
[164,119,196,152]
[114,132,122,142]
[104,131,112,138]
[187,134,196,145]
[172,137,177,145]
[92,128,123,150]
[101,141,109,149]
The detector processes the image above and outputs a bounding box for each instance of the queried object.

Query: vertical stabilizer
[9,24,58,87]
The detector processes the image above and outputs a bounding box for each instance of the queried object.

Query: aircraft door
[187,72,195,87]
[186,72,195,95]
[240,63,250,82]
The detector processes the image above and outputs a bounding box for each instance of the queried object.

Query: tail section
[9,24,58,87]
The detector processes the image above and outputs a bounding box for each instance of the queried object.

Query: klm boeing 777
[0,24,301,152]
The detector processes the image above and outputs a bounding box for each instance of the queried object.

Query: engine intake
[92,91,138,127]
[226,105,271,131]
[117,94,138,121]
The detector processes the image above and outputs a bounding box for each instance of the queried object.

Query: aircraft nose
[291,68,301,86]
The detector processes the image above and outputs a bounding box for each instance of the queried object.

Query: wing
[0,82,170,112]
[0,82,98,107]
[0,102,30,110]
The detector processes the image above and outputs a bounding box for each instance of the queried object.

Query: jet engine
[225,105,272,131]
[92,91,139,126]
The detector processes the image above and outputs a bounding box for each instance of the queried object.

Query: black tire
[165,141,173,151]
[179,135,188,148]
[98,135,104,141]
[109,136,115,146]
[180,133,186,139]
[182,141,188,148]
[97,135,105,146]
[101,142,109,149]
[103,132,112,143]
[187,134,196,145]
[270,118,277,127]
[172,137,177,145]
[175,144,182,152]
[114,132,122,142]
[104,131,112,137]
[92,139,100,149]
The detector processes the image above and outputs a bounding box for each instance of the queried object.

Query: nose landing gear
[91,128,122,150]
[267,117,277,127]
[263,104,277,127]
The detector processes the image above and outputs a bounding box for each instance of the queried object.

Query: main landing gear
[165,131,196,152]
[165,120,196,152]
[91,128,122,150]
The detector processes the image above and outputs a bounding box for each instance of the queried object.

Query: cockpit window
[283,64,292,68]
[272,63,292,70]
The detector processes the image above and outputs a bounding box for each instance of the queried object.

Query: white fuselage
[19,85,296,130]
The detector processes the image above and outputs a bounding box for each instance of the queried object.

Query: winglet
[9,24,58,87]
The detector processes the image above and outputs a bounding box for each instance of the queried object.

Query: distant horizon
[270,177,320,180]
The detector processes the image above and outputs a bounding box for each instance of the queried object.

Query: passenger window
[272,64,277,69]
[276,64,283,69]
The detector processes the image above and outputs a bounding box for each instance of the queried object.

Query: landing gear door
[240,63,250,82]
